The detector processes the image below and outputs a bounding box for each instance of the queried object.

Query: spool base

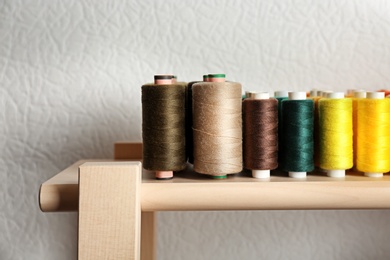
[364,172,383,178]
[156,176,174,180]
[327,170,345,178]
[288,172,306,179]
[212,175,227,179]
[252,170,270,179]
[155,171,173,179]
[289,172,306,179]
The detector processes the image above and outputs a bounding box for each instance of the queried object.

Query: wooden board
[40,160,390,212]
[78,162,141,259]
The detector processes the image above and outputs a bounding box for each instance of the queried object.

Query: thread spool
[142,75,187,179]
[192,74,242,178]
[274,91,288,169]
[311,94,322,168]
[243,92,278,179]
[352,91,366,169]
[187,75,213,164]
[318,92,353,178]
[281,92,314,178]
[357,92,390,177]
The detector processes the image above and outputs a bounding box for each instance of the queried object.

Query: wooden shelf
[39,159,390,212]
[38,142,390,260]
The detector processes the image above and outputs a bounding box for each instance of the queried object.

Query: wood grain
[40,159,390,212]
[78,162,141,260]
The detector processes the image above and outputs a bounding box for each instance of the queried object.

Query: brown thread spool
[192,75,242,177]
[142,75,187,179]
[243,92,278,178]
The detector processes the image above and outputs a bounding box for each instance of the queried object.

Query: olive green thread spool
[142,75,187,179]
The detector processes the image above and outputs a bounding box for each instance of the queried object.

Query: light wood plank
[40,160,390,212]
[141,212,155,260]
[78,162,142,260]
[114,142,155,260]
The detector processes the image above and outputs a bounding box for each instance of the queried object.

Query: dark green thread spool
[280,98,314,175]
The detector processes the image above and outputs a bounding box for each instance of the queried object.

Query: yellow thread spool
[352,91,366,169]
[357,92,390,177]
[319,92,353,177]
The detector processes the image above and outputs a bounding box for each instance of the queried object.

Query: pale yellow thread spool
[319,92,353,177]
[357,92,390,177]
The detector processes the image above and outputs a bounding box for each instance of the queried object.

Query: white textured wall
[2,0,390,259]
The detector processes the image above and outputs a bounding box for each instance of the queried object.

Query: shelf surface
[39,159,390,212]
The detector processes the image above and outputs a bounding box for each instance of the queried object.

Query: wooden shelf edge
[39,159,390,212]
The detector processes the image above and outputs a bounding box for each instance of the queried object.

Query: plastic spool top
[325,92,346,178]
[353,91,366,98]
[208,74,226,83]
[287,92,307,178]
[364,92,385,178]
[367,92,385,99]
[326,92,344,99]
[288,91,306,101]
[310,89,319,97]
[154,74,173,85]
[250,92,271,179]
[245,91,255,99]
[321,90,332,97]
[275,90,289,98]
[346,89,355,96]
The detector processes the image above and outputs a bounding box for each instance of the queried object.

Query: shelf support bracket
[78,161,142,259]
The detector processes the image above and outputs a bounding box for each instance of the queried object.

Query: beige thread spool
[192,74,243,178]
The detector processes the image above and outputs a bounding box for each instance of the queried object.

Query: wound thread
[275,94,288,168]
[243,98,278,170]
[352,92,366,168]
[280,99,314,172]
[142,83,187,171]
[186,81,199,164]
[318,98,353,170]
[356,98,390,173]
[311,96,322,167]
[192,81,243,176]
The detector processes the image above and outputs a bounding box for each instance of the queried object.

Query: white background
[2,0,390,259]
